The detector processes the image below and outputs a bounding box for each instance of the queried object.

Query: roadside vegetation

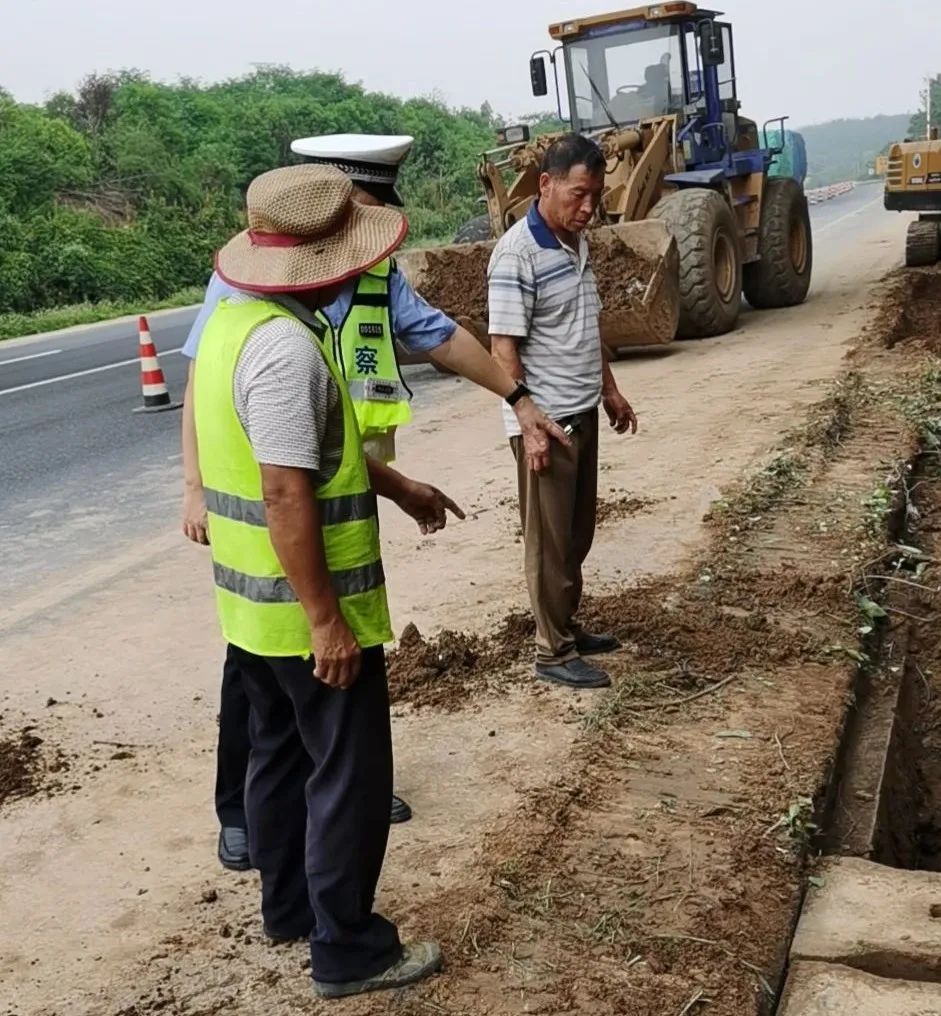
[0,66,563,338]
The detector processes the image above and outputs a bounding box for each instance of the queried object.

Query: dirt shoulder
[1,217,927,1016]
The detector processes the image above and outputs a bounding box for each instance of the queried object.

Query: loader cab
[532,4,744,165]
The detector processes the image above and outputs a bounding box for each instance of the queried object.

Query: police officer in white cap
[290,134,424,465]
[180,133,568,870]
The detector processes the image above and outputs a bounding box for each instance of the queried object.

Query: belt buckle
[559,414,583,436]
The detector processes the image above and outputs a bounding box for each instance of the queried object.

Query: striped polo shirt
[487,202,603,437]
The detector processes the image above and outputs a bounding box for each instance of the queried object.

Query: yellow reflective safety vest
[193,297,393,657]
[335,258,412,442]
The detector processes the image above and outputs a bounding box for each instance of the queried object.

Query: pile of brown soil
[387,610,535,710]
[584,570,840,680]
[875,265,941,353]
[0,726,70,808]
[388,566,832,712]
[413,244,492,323]
[588,232,658,311]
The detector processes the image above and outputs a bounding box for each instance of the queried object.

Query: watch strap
[505,381,531,407]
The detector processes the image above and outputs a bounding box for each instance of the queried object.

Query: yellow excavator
[398,2,812,358]
[885,75,941,266]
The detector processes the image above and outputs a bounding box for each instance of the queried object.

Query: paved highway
[0,182,894,600]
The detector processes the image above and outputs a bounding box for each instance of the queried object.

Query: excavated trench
[819,464,921,868]
[820,456,941,875]
[811,263,941,882]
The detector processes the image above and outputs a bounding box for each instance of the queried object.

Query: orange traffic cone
[132,316,182,414]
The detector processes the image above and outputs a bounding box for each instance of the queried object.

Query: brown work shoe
[314,941,442,999]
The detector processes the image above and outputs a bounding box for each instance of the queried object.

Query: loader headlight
[648,2,696,17]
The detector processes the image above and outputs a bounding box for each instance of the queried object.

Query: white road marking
[0,347,183,397]
[0,348,63,367]
[814,195,884,236]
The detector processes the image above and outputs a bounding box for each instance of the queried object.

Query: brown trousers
[510,409,598,665]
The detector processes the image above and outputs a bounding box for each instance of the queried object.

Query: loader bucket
[591,219,679,351]
[395,218,678,367]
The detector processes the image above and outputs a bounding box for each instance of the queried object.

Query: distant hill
[795,113,912,187]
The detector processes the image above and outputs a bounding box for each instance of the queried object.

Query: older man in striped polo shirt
[489,134,638,689]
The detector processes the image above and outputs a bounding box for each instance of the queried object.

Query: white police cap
[290,134,414,206]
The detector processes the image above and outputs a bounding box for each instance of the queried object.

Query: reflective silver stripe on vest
[213,562,298,603]
[214,559,384,604]
[320,491,378,526]
[330,560,386,597]
[206,488,376,527]
[205,488,267,526]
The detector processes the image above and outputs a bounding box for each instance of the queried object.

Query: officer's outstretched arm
[430,325,569,474]
[428,324,519,399]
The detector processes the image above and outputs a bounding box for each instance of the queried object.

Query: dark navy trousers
[229,643,402,983]
[214,643,250,829]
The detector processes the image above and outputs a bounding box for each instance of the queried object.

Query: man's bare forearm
[182,362,202,489]
[490,334,525,384]
[261,464,341,625]
[600,338,619,395]
[430,325,518,398]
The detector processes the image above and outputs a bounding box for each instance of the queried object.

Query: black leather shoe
[217,826,251,871]
[575,631,621,656]
[535,658,611,689]
[391,794,412,824]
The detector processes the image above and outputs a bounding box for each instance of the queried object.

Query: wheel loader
[397,2,813,358]
[885,75,941,267]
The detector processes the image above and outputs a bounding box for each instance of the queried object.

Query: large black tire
[742,177,813,309]
[649,189,743,338]
[906,220,940,267]
[453,214,493,244]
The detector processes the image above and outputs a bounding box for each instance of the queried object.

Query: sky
[2,0,936,128]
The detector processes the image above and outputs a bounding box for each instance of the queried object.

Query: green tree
[0,66,508,314]
[908,76,941,140]
[0,99,93,212]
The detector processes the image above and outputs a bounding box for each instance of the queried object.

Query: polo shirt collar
[527,201,562,250]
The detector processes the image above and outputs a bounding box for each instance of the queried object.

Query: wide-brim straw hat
[216,164,408,292]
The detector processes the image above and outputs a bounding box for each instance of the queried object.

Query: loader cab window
[716,24,736,101]
[565,23,685,130]
[684,21,737,104]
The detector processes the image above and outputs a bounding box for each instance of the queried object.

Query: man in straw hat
[193,163,451,997]
[181,133,569,869]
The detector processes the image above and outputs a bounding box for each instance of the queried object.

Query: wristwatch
[505,381,532,407]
